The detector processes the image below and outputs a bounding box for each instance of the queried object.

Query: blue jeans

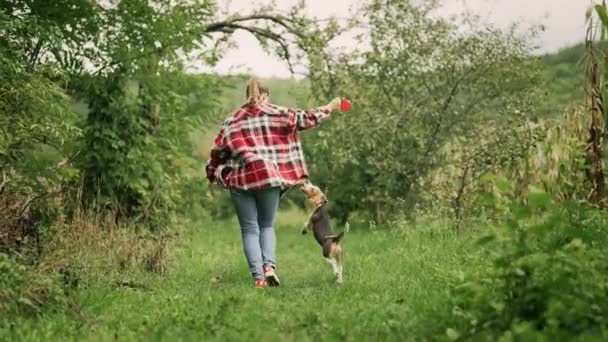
[230,187,281,279]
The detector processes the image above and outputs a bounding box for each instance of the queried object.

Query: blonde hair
[245,78,269,108]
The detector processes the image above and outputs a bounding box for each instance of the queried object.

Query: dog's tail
[332,222,349,243]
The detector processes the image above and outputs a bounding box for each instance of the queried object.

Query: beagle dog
[300,183,348,285]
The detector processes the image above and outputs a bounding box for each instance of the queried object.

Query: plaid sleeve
[290,106,331,131]
[205,127,231,184]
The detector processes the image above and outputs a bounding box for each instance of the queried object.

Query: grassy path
[3,216,476,341]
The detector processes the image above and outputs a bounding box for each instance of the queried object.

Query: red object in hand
[340,98,352,112]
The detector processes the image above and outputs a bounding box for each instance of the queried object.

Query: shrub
[444,182,608,340]
[0,254,66,318]
[77,72,221,230]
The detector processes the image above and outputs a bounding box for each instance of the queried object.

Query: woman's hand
[327,97,342,112]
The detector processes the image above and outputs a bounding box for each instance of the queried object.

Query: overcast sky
[204,0,590,78]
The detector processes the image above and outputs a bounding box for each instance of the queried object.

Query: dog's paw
[301,229,307,235]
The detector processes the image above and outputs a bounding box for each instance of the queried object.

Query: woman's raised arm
[291,97,342,131]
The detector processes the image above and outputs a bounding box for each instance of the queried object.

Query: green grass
[1,214,482,342]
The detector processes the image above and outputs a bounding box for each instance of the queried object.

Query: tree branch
[94,13,307,75]
[18,192,48,217]
[0,172,7,195]
[204,14,304,38]
[29,38,45,67]
[209,22,297,73]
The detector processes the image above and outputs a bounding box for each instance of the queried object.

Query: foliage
[426,105,544,224]
[446,180,608,340]
[426,104,598,226]
[0,11,81,184]
[78,71,221,229]
[1,0,334,230]
[3,0,608,339]
[53,0,218,228]
[0,11,82,250]
[303,0,544,223]
[522,107,590,201]
[47,209,175,285]
[0,254,66,317]
[581,7,607,203]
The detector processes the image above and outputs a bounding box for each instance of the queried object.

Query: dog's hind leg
[332,244,344,285]
[324,257,338,278]
[336,254,344,285]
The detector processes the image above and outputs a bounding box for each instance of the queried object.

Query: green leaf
[446,328,461,341]
[595,4,608,29]
[476,234,496,246]
[495,176,514,193]
[17,297,36,310]
[526,185,551,209]
[490,301,505,313]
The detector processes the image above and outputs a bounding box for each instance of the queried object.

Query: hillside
[540,43,586,116]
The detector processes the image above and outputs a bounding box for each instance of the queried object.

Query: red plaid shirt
[205,103,331,191]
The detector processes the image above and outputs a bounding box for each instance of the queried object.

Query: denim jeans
[230,187,281,279]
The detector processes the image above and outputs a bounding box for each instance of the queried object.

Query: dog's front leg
[301,218,312,235]
[301,211,315,235]
[301,223,312,235]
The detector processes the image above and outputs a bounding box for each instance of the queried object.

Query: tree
[0,11,82,249]
[302,0,544,223]
[1,0,343,228]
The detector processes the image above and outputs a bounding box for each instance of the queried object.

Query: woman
[206,78,342,288]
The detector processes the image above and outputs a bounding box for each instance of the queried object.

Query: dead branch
[452,164,470,221]
[0,172,7,195]
[18,192,49,218]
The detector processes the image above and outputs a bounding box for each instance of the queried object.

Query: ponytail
[245,78,269,108]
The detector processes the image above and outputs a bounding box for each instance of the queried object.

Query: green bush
[0,254,66,318]
[1,12,82,250]
[77,72,222,230]
[444,183,608,340]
